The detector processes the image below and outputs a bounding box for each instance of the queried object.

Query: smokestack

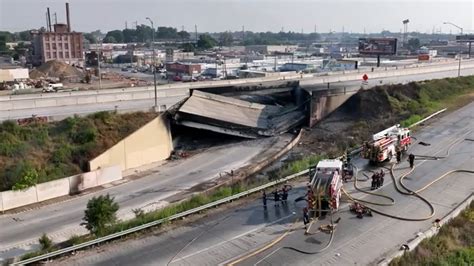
[66,3,71,32]
[47,8,52,32]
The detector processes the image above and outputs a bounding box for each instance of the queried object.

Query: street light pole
[443,22,464,77]
[146,17,158,110]
[98,40,102,89]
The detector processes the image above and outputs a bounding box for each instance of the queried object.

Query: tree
[82,194,119,236]
[103,36,116,43]
[136,24,154,43]
[180,42,195,52]
[84,33,97,44]
[177,30,190,40]
[104,30,123,43]
[122,29,138,43]
[197,34,217,49]
[407,38,421,52]
[219,31,233,46]
[39,233,53,251]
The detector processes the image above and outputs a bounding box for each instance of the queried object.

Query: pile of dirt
[32,60,84,79]
[29,69,46,79]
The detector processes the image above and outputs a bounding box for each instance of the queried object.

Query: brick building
[31,3,84,66]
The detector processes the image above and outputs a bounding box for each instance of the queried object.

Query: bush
[82,194,119,236]
[38,233,53,251]
[11,161,39,190]
[51,145,72,164]
[401,114,422,128]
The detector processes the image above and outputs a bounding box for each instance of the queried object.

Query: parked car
[173,76,182,81]
[121,67,128,72]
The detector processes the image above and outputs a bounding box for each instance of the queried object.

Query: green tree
[156,26,178,39]
[104,30,123,43]
[82,194,119,236]
[219,31,234,46]
[0,35,8,53]
[38,233,53,251]
[17,30,32,41]
[103,36,116,43]
[84,33,97,44]
[136,24,154,43]
[177,30,190,40]
[180,42,195,52]
[122,29,137,43]
[197,34,217,49]
[407,38,421,52]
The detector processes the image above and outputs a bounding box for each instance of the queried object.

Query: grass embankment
[386,76,474,127]
[390,202,474,266]
[0,111,157,191]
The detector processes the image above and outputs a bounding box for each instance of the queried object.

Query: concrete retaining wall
[0,165,122,212]
[89,114,173,171]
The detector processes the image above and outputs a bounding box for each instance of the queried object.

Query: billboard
[456,35,474,42]
[358,38,397,55]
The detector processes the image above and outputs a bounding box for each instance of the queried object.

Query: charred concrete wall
[309,90,356,127]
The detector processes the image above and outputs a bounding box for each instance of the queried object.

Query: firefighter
[303,207,310,230]
[262,190,267,208]
[396,147,402,164]
[371,173,377,190]
[273,189,280,206]
[281,186,289,204]
[379,170,385,188]
[409,153,415,169]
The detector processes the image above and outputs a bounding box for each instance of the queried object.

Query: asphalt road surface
[2,60,474,122]
[53,100,474,265]
[0,134,293,260]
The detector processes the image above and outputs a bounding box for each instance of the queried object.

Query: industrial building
[31,3,84,66]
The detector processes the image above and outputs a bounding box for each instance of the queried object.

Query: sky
[0,0,473,34]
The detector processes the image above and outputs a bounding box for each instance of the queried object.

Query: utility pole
[98,39,102,89]
[195,24,198,42]
[125,21,128,29]
[146,17,158,110]
[242,25,245,42]
[443,22,464,76]
[54,13,57,24]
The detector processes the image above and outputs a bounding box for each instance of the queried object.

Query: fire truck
[362,125,411,164]
[308,160,344,216]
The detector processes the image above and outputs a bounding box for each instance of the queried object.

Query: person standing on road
[409,153,415,169]
[303,207,310,230]
[273,189,280,206]
[262,190,267,208]
[396,148,402,164]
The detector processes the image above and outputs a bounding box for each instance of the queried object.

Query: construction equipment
[308,160,345,217]
[362,124,411,164]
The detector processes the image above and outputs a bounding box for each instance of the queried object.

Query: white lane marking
[171,213,295,263]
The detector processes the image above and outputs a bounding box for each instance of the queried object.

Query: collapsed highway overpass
[171,90,306,138]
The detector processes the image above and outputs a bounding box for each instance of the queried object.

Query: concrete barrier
[79,171,98,190]
[1,187,38,211]
[0,165,122,212]
[96,166,122,185]
[89,114,173,171]
[36,178,70,202]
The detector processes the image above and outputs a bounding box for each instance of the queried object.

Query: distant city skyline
[0,0,473,34]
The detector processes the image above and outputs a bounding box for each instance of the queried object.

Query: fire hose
[343,131,473,221]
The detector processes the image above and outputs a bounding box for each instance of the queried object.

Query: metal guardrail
[12,169,309,265]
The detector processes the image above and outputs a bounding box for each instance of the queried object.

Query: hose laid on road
[282,209,337,255]
[343,131,473,221]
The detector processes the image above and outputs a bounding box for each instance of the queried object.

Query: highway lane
[0,134,293,260]
[0,95,186,121]
[2,60,474,122]
[54,100,474,265]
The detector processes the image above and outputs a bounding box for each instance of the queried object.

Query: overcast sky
[1,0,473,34]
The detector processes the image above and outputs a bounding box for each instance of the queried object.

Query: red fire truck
[308,160,344,216]
[362,125,411,164]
